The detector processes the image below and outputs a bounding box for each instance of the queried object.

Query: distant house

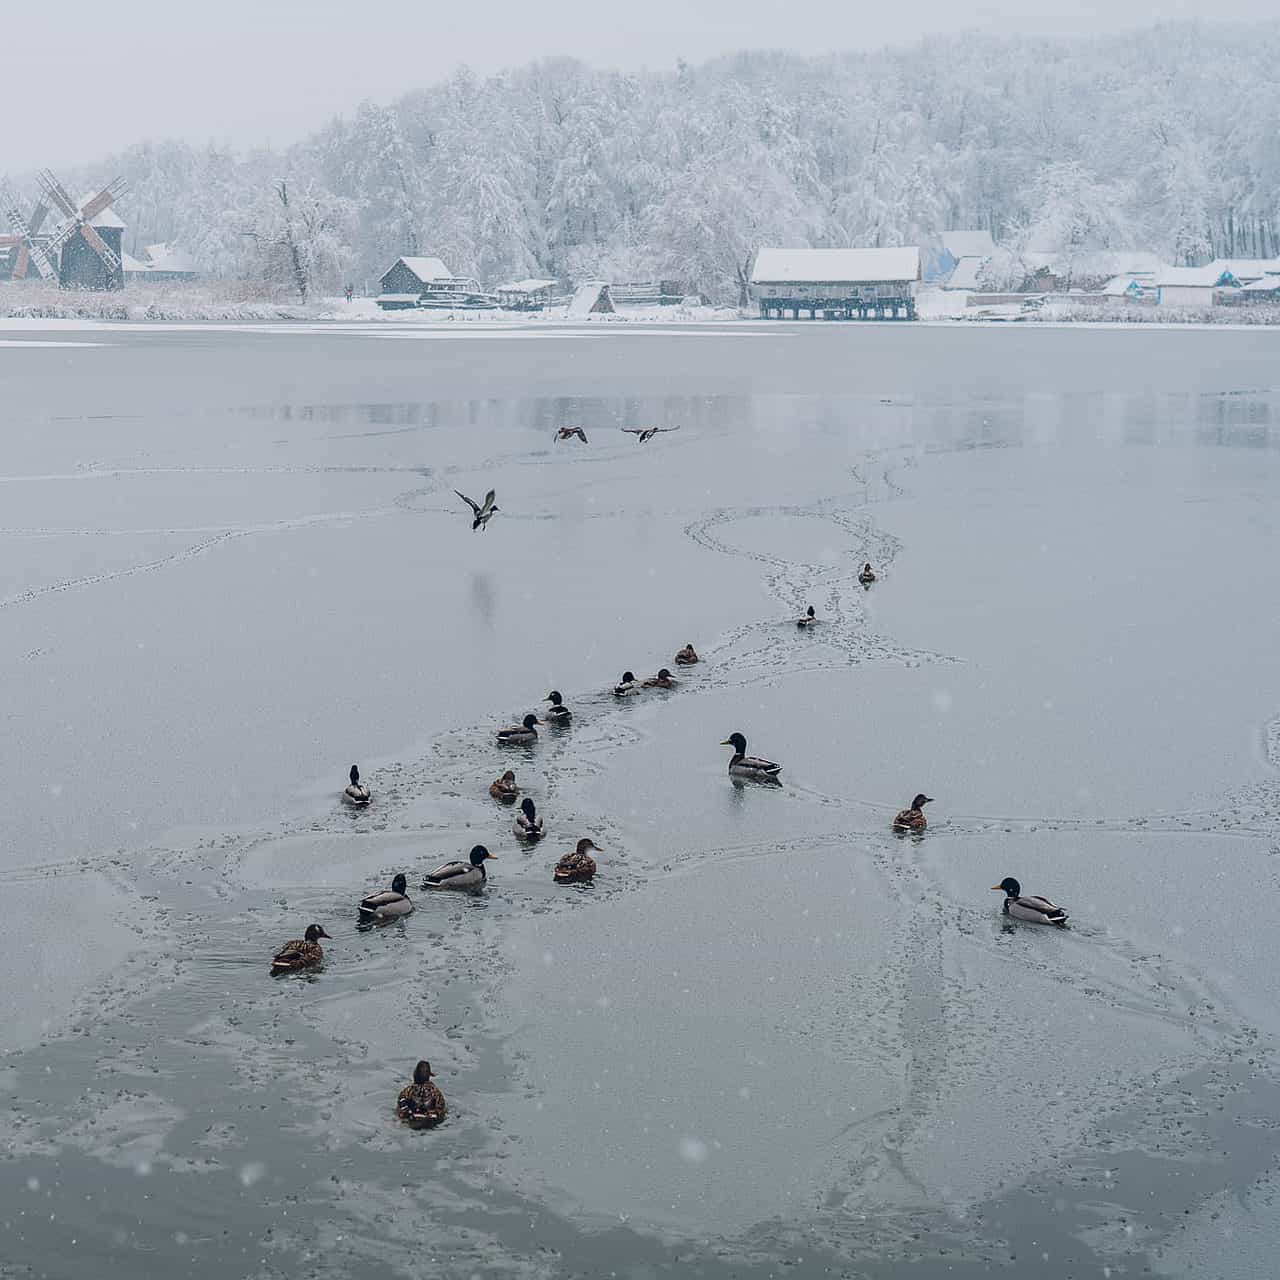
[124,243,201,283]
[1208,259,1280,287]
[378,256,452,296]
[1239,275,1280,301]
[942,256,987,291]
[567,281,614,318]
[1156,266,1223,308]
[750,247,920,319]
[939,230,997,261]
[1102,274,1155,302]
[496,278,557,311]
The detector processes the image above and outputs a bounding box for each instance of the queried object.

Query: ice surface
[0,321,1278,1276]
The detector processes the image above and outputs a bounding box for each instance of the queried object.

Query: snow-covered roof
[567,281,613,318]
[144,242,201,273]
[1156,266,1221,288]
[1102,274,1146,296]
[497,278,557,293]
[751,247,920,284]
[1209,258,1280,283]
[121,251,148,272]
[76,192,125,229]
[1241,274,1280,292]
[944,257,986,290]
[940,230,995,259]
[383,256,451,283]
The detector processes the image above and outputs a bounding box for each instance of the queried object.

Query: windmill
[40,170,129,290]
[0,170,128,289]
[0,182,57,281]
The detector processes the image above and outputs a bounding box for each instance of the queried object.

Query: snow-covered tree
[243,180,356,302]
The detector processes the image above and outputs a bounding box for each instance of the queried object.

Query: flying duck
[554,838,601,884]
[270,924,331,975]
[489,770,519,803]
[622,425,680,443]
[423,845,495,890]
[514,797,544,841]
[613,671,640,697]
[555,426,588,443]
[992,878,1069,926]
[674,644,699,665]
[497,714,540,746]
[343,764,371,806]
[544,691,572,724]
[358,873,413,921]
[397,1060,447,1128]
[455,488,498,532]
[643,668,677,689]
[892,795,933,832]
[721,732,782,782]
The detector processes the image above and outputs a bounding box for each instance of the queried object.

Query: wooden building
[750,247,920,320]
[59,193,125,291]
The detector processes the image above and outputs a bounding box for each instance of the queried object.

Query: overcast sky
[2,0,1275,171]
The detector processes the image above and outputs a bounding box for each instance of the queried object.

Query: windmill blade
[79,177,127,224]
[78,221,122,274]
[36,169,79,220]
[27,201,49,237]
[13,244,30,279]
[0,181,56,280]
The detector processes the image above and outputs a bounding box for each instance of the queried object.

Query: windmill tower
[0,170,128,290]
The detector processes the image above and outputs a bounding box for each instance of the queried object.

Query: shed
[378,256,452,295]
[567,282,614,318]
[1209,258,1280,286]
[750,247,920,319]
[1240,275,1280,299]
[1156,266,1222,308]
[124,242,201,283]
[496,278,557,310]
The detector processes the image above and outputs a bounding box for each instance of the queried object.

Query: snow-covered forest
[57,22,1280,301]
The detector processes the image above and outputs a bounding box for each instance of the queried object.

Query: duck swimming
[992,877,1069,926]
[796,606,817,629]
[858,562,877,585]
[892,794,933,832]
[674,644,699,666]
[489,770,519,803]
[514,797,544,841]
[544,691,572,725]
[397,1060,447,1128]
[497,714,540,746]
[358,873,413,921]
[423,845,495,890]
[270,924,331,975]
[721,732,782,782]
[613,671,639,697]
[643,668,677,689]
[554,838,600,883]
[343,764,371,806]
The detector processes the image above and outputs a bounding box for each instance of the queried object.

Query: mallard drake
[270,923,331,975]
[489,769,519,803]
[613,671,639,697]
[892,794,933,831]
[455,488,498,532]
[721,733,782,782]
[554,838,600,883]
[642,668,677,689]
[674,644,699,666]
[424,845,495,890]
[544,691,572,724]
[623,425,680,443]
[555,426,588,443]
[858,562,877,585]
[992,877,1069,926]
[358,873,413,921]
[397,1060,447,1128]
[514,797,544,841]
[497,714,540,746]
[343,764,371,806]
[796,606,817,629]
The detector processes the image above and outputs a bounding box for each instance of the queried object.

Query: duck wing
[359,889,407,912]
[398,1082,447,1124]
[479,489,497,516]
[454,489,481,516]
[554,851,595,881]
[271,939,307,968]
[1014,894,1068,923]
[742,754,781,773]
[423,860,469,885]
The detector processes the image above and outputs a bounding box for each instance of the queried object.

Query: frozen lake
[2,318,1279,1278]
